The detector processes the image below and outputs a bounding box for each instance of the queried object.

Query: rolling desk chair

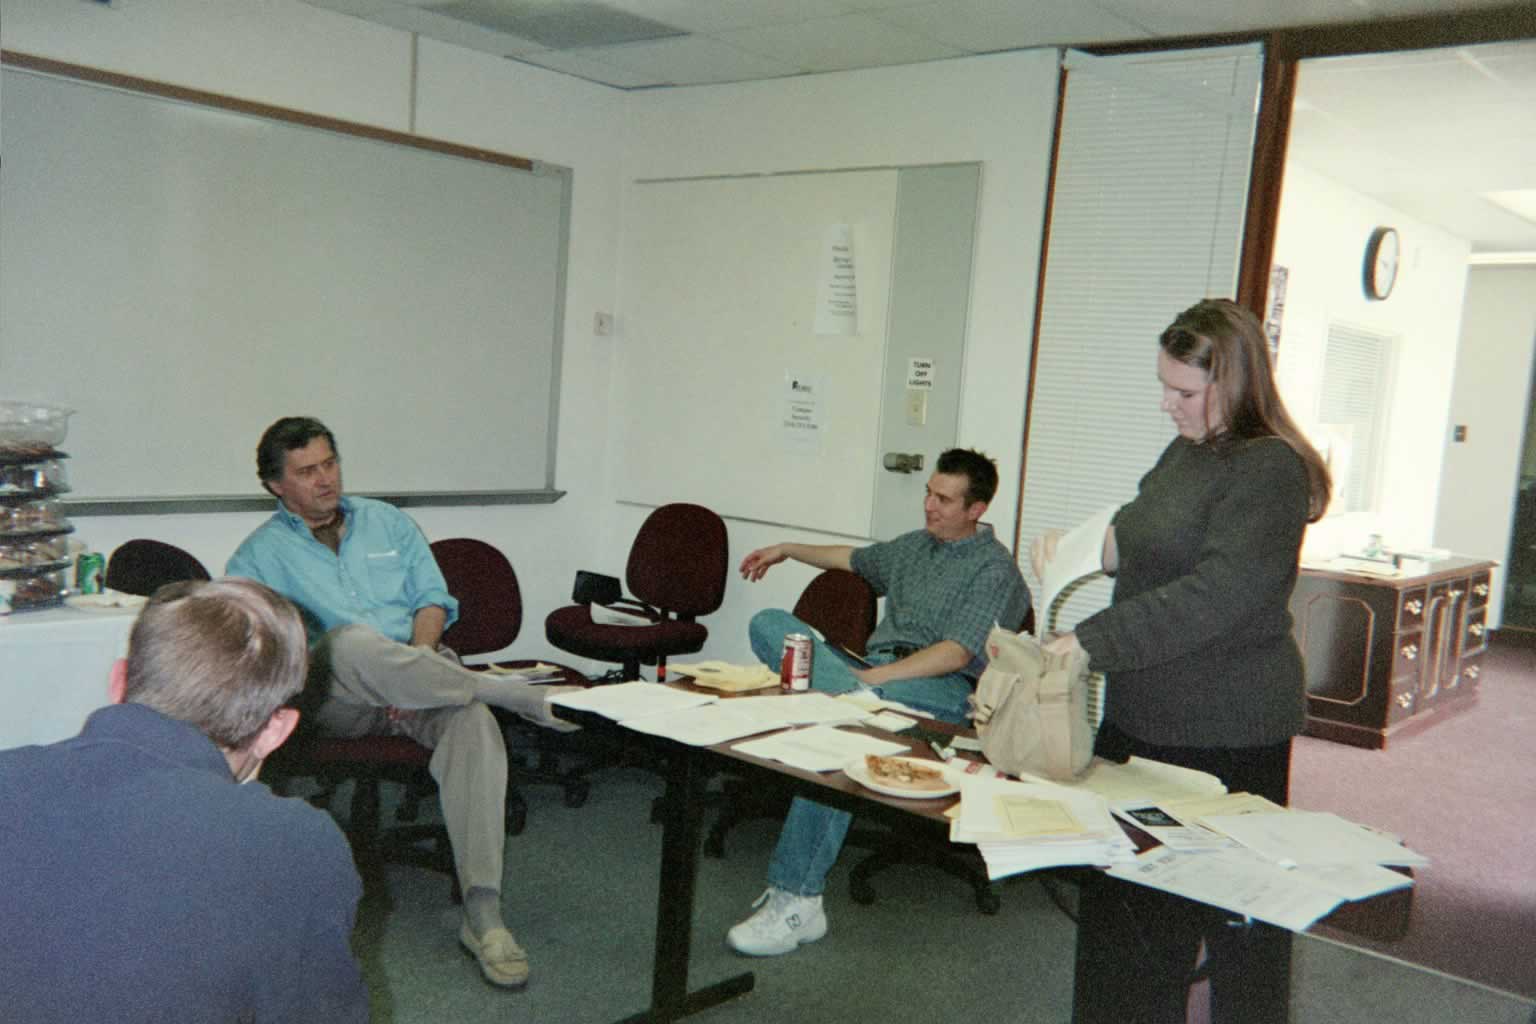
[544,503,728,681]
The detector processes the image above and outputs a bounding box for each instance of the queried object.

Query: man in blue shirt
[727,448,1030,956]
[228,416,567,990]
[0,577,368,1023]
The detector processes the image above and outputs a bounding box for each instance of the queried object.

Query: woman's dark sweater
[1074,435,1310,749]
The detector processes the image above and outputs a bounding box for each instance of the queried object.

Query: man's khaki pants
[309,624,508,893]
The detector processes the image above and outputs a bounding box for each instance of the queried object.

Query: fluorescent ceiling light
[1468,251,1536,266]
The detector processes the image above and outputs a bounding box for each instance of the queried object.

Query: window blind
[1020,46,1263,633]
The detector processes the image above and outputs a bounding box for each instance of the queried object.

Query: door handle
[882,452,924,474]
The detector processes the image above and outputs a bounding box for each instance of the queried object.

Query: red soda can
[780,633,812,691]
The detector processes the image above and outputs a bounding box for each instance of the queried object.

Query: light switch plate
[905,389,927,426]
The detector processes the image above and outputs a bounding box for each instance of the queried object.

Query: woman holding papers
[1033,298,1330,1024]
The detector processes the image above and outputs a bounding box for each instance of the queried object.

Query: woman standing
[1034,298,1330,1023]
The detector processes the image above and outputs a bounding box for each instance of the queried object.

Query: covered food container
[0,401,75,457]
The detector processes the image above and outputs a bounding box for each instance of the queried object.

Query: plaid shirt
[851,523,1030,679]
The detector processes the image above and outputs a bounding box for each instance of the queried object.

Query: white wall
[1434,266,1536,627]
[615,52,1060,664]
[2,1,1059,672]
[0,0,630,663]
[1270,164,1471,560]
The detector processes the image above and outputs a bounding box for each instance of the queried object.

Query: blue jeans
[748,608,972,896]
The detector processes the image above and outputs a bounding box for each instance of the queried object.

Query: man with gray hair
[0,578,368,1024]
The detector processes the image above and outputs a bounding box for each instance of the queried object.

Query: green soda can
[76,551,106,595]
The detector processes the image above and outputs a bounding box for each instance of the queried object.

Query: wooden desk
[1291,557,1494,748]
[0,605,135,750]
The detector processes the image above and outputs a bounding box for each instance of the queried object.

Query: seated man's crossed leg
[313,624,578,986]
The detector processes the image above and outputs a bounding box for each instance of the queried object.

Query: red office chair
[431,537,594,808]
[104,539,211,596]
[544,503,729,681]
[704,569,878,857]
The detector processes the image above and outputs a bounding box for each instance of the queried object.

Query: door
[870,164,980,540]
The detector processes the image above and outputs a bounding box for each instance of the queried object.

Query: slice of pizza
[864,754,949,792]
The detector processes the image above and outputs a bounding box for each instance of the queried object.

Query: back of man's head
[255,416,338,490]
[936,448,999,507]
[123,578,308,750]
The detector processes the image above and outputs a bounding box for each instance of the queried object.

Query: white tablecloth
[0,605,136,750]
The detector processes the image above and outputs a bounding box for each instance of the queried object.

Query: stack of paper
[953,776,1138,878]
[548,683,875,748]
[479,661,566,684]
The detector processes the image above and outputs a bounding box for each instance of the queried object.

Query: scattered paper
[1107,846,1345,932]
[1038,504,1117,634]
[589,604,654,627]
[549,681,716,722]
[732,724,906,773]
[1202,810,1429,868]
[622,702,789,747]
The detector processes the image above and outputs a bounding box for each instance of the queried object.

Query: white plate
[65,591,147,611]
[844,755,959,800]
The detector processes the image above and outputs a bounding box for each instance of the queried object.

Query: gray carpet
[344,764,1534,1023]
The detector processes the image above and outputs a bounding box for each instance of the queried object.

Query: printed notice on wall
[907,357,935,389]
[814,224,858,336]
[781,372,824,451]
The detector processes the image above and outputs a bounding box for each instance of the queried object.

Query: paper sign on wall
[814,224,858,336]
[907,357,935,389]
[781,372,824,451]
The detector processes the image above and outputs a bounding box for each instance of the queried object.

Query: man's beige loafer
[459,922,530,988]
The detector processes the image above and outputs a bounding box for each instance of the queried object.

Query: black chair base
[845,826,1001,915]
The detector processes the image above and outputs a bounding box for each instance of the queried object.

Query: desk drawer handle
[1469,623,1485,638]
[1404,599,1423,615]
[1449,588,1464,599]
[1474,582,1489,597]
[1464,665,1479,681]
[1396,693,1413,709]
[1400,642,1418,660]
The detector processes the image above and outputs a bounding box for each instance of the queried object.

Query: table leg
[616,745,754,1024]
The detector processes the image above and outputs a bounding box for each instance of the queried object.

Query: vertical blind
[1019,45,1263,633]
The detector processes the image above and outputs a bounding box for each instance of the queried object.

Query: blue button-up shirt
[226,495,457,644]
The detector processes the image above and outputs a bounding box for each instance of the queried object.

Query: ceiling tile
[596,0,864,35]
[871,0,1150,53]
[717,12,969,73]
[575,35,803,85]
[512,48,659,88]
[345,2,550,55]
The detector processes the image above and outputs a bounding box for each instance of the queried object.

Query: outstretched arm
[739,543,854,582]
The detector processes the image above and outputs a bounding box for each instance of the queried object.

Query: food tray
[0,499,70,532]
[0,401,74,453]
[0,565,69,614]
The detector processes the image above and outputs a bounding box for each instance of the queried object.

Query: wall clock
[1364,226,1399,301]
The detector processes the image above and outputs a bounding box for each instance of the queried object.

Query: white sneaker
[726,887,827,956]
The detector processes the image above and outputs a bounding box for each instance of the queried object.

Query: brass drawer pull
[1464,665,1479,680]
[1396,693,1413,709]
[1474,582,1489,597]
[1469,623,1485,638]
[1400,642,1418,660]
[1404,599,1423,615]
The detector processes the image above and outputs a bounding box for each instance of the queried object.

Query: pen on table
[929,739,955,762]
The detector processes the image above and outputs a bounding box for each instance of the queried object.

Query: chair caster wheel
[976,890,1001,915]
[507,802,528,836]
[849,879,876,906]
[564,783,590,808]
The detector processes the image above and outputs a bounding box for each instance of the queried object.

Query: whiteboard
[616,172,898,537]
[0,59,569,507]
